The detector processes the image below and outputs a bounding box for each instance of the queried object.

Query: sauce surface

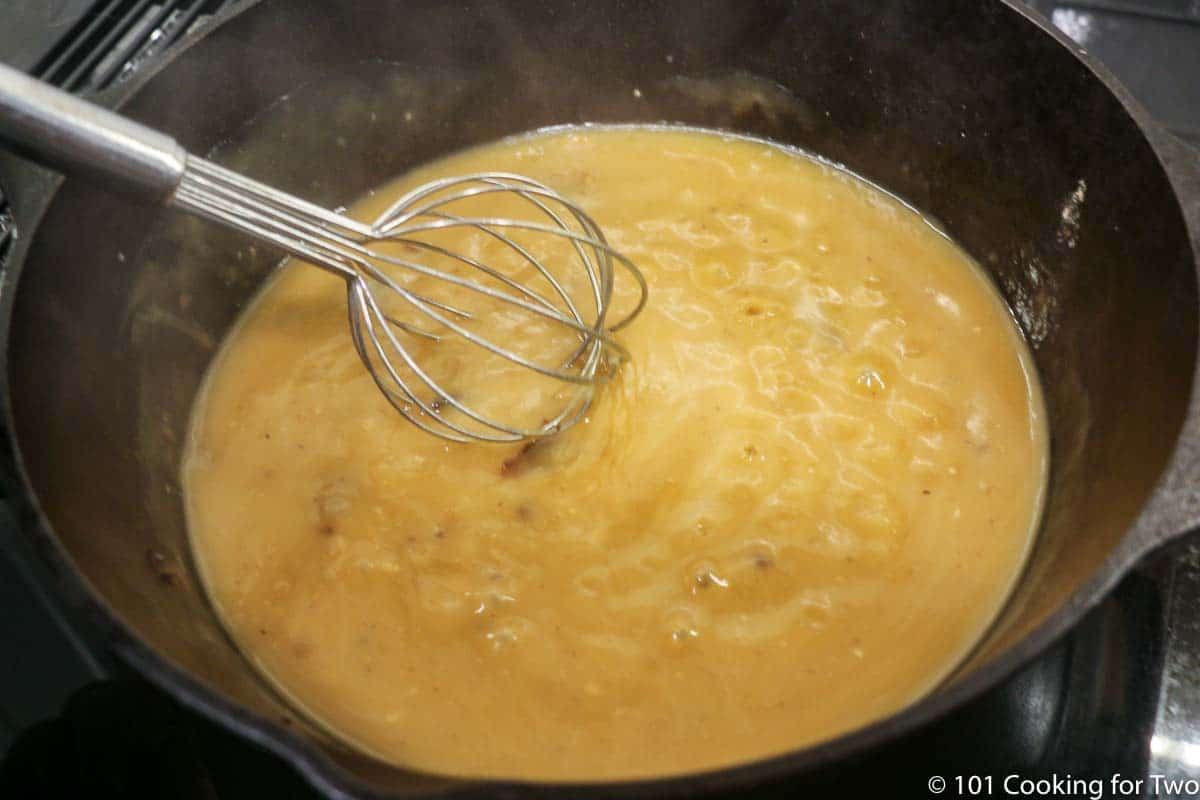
[184,126,1047,780]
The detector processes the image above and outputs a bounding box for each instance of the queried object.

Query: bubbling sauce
[184,126,1047,780]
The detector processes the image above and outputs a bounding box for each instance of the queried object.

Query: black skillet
[0,0,1198,796]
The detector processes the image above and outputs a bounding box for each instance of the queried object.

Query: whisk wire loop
[171,156,647,443]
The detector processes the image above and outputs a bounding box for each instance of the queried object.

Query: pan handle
[0,61,185,200]
[1129,402,1200,559]
[1131,129,1200,559]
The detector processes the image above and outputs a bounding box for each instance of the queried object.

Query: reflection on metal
[1029,0,1200,144]
[1047,1,1200,25]
[1151,734,1200,768]
[1148,540,1200,782]
[1057,178,1087,249]
[31,0,236,96]
[0,187,11,265]
[1051,8,1097,44]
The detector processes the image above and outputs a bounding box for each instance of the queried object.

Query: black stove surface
[1,2,1199,798]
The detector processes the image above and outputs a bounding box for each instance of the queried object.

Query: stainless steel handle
[0,61,185,200]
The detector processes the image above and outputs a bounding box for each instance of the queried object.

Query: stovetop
[0,2,1199,798]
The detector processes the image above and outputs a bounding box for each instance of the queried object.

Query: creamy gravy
[184,126,1047,780]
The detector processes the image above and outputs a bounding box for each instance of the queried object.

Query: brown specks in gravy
[500,440,537,477]
[500,434,559,477]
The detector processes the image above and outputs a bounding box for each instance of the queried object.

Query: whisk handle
[0,61,185,199]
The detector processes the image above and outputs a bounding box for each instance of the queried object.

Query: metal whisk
[0,63,646,443]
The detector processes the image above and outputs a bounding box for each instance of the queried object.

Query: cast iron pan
[1,1,1198,796]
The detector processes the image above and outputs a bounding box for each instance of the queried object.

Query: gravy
[184,126,1047,780]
